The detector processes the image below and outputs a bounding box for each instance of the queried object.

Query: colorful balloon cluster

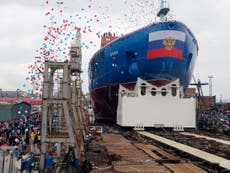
[22,0,174,97]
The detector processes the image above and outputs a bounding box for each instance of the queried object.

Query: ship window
[140,83,146,96]
[171,84,177,96]
[126,51,137,62]
[151,88,156,96]
[161,88,167,96]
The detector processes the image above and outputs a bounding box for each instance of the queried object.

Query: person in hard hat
[30,130,35,152]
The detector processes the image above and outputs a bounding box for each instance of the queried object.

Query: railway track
[137,131,230,173]
[146,130,230,161]
[86,125,230,173]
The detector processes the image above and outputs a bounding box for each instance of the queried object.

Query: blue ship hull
[88,21,198,121]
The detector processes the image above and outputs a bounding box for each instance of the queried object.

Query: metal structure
[0,147,20,173]
[40,28,87,172]
[208,75,213,97]
[117,78,196,128]
[190,76,208,105]
[157,0,170,21]
[70,27,82,74]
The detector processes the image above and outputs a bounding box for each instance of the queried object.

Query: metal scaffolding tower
[208,75,214,97]
[40,28,87,172]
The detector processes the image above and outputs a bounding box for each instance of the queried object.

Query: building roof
[0,89,37,98]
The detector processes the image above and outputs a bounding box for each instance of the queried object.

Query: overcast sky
[0,0,229,101]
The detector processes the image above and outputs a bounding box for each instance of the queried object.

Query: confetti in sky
[24,0,173,97]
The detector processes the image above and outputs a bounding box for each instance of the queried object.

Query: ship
[88,0,198,121]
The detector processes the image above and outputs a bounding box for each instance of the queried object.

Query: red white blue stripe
[147,30,185,60]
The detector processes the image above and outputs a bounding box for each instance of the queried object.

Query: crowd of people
[0,112,41,158]
[199,105,230,134]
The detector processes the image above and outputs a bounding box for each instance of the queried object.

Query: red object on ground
[0,97,42,105]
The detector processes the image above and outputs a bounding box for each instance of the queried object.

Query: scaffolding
[40,28,87,172]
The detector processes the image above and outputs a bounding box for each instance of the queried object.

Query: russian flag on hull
[147,30,186,60]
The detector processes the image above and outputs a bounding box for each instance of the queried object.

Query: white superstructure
[117,78,196,128]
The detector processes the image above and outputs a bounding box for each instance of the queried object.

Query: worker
[30,130,35,152]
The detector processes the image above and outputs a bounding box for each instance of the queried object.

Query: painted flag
[147,30,185,60]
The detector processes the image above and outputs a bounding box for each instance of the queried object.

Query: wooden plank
[135,143,207,173]
[135,143,180,161]
[145,144,180,161]
[135,144,162,160]
[102,134,171,173]
[113,161,171,173]
[165,163,207,173]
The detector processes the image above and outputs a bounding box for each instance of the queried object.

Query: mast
[157,0,170,22]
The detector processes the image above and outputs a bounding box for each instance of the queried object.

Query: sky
[0,0,229,101]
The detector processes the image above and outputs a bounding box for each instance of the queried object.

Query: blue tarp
[21,153,35,170]
[45,156,54,167]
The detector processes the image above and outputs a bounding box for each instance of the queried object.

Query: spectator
[0,112,41,157]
